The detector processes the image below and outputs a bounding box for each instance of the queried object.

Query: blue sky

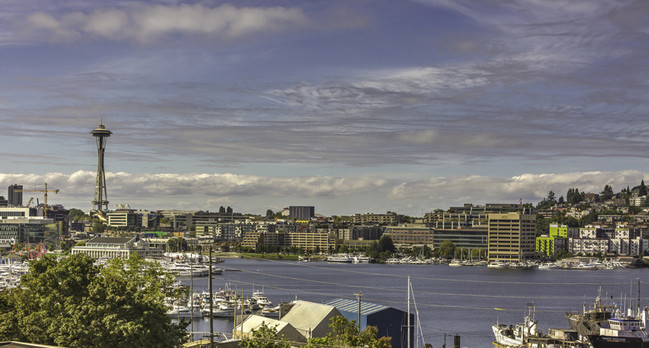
[1,0,649,216]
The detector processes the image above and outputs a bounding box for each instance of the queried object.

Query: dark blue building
[325,298,415,348]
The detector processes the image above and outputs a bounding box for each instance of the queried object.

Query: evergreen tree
[601,185,614,200]
[640,180,647,196]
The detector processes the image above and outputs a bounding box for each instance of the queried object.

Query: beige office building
[488,212,536,262]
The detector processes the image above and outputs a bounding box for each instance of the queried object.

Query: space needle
[91,124,112,215]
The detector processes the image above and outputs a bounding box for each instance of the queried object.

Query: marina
[177,257,649,347]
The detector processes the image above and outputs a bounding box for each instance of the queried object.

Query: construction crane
[24,197,33,208]
[16,183,59,217]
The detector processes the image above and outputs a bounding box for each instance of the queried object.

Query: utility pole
[354,292,362,331]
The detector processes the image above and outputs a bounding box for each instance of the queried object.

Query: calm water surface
[181,258,648,347]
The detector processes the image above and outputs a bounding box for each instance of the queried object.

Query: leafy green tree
[306,315,391,348]
[438,240,456,259]
[167,237,188,252]
[92,222,105,233]
[240,322,291,348]
[68,208,87,221]
[378,235,396,253]
[0,254,186,347]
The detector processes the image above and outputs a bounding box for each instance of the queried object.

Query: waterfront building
[286,231,336,252]
[279,300,343,339]
[536,235,566,257]
[325,298,413,348]
[234,315,305,342]
[70,235,162,259]
[289,206,315,220]
[432,226,488,250]
[336,225,383,241]
[487,212,536,262]
[384,224,433,247]
[567,238,609,255]
[424,203,524,226]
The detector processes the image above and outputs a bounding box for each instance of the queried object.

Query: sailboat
[406,276,426,348]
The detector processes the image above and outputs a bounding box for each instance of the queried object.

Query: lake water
[180,258,647,347]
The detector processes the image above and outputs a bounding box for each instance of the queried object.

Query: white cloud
[0,170,645,215]
[22,3,309,43]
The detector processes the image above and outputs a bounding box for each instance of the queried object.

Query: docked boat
[587,308,649,348]
[492,305,540,347]
[261,304,281,318]
[326,254,353,263]
[566,289,615,339]
[487,261,509,269]
[352,255,371,263]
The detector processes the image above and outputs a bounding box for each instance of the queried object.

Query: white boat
[352,255,371,263]
[167,304,202,318]
[327,255,353,263]
[448,259,463,267]
[261,304,280,318]
[492,305,540,347]
[487,261,508,269]
[250,290,272,307]
[537,262,559,270]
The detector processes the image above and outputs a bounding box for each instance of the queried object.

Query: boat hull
[588,335,649,348]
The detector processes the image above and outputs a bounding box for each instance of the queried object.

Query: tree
[641,180,648,196]
[219,206,226,213]
[601,185,614,200]
[306,316,391,348]
[266,209,274,218]
[226,206,233,214]
[92,222,105,233]
[167,237,188,252]
[241,322,290,348]
[378,235,396,253]
[68,208,86,221]
[438,240,456,259]
[0,254,186,347]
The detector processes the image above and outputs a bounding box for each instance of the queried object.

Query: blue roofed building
[325,298,414,348]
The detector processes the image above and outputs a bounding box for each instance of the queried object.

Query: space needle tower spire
[91,123,112,213]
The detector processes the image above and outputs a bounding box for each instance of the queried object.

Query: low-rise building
[384,224,433,247]
[71,236,162,259]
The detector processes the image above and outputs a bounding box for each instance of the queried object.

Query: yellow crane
[16,183,59,217]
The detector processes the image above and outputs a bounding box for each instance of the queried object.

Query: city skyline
[1,1,649,215]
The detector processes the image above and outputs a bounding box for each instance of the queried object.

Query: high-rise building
[8,184,22,207]
[289,206,315,220]
[91,124,112,212]
[487,212,536,262]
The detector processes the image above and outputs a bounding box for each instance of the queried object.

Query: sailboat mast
[408,276,411,348]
